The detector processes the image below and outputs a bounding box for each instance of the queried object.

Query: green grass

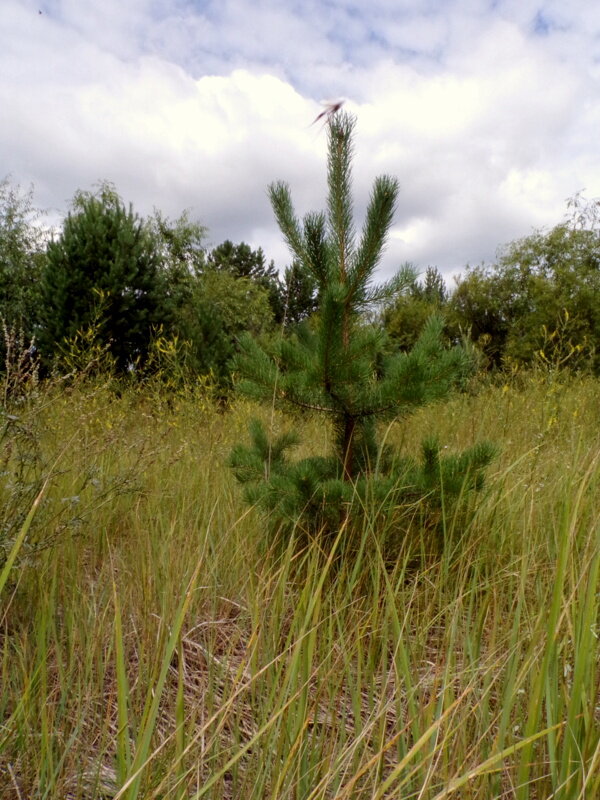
[1,371,599,799]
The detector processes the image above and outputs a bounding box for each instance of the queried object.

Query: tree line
[2,175,600,386]
[385,193,600,373]
[0,178,318,383]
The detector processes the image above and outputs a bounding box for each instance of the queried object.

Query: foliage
[534,308,595,373]
[416,264,448,305]
[230,112,494,541]
[0,178,47,375]
[383,266,450,351]
[145,208,207,333]
[448,263,510,366]
[0,178,47,329]
[281,258,319,327]
[147,208,207,279]
[449,194,600,370]
[138,225,280,383]
[175,268,275,383]
[38,182,165,373]
[52,289,117,379]
[208,239,284,322]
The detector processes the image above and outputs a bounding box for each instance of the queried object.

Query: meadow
[1,371,599,799]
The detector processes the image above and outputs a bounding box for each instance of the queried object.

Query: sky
[1,0,599,284]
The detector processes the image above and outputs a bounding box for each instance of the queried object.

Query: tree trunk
[341,412,356,481]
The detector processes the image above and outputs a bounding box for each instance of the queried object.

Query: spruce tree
[230,112,494,539]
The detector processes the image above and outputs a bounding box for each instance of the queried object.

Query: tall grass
[0,372,598,798]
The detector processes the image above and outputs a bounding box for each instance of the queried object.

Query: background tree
[230,112,494,541]
[383,266,450,351]
[38,183,164,373]
[145,208,206,339]
[418,265,448,305]
[142,224,276,382]
[187,270,274,382]
[0,178,47,339]
[147,208,206,285]
[449,195,600,371]
[280,259,319,327]
[448,264,512,367]
[208,239,285,322]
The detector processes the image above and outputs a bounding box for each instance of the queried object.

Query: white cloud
[1,0,599,283]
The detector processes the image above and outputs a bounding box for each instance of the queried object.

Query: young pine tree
[39,183,164,373]
[230,112,494,539]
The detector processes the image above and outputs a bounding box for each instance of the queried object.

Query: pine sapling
[230,111,495,542]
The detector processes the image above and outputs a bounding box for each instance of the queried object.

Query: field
[1,372,599,799]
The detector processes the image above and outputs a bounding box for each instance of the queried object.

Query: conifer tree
[230,112,494,538]
[38,184,163,373]
[281,259,319,327]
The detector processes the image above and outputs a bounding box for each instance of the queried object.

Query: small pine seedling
[230,111,495,545]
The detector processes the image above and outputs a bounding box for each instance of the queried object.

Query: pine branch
[327,114,356,282]
[303,212,330,287]
[268,182,310,267]
[349,175,399,301]
[360,263,417,307]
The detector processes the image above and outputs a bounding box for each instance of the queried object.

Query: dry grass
[0,371,599,799]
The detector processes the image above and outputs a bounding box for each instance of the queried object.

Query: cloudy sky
[1,0,599,283]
